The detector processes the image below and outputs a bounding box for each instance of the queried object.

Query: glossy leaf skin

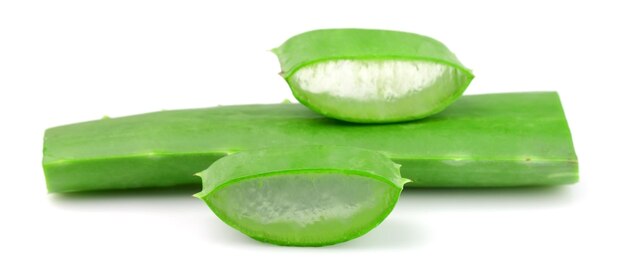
[195,145,407,246]
[43,92,578,193]
[273,29,474,123]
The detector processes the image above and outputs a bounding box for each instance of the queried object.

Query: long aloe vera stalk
[43,92,578,193]
[195,145,408,246]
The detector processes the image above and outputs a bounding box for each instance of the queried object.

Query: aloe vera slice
[43,92,578,193]
[194,145,407,246]
[272,28,474,123]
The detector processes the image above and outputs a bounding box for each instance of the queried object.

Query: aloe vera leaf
[43,92,578,193]
[272,28,474,123]
[194,145,408,246]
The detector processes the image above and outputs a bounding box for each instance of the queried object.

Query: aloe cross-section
[195,145,408,246]
[43,92,578,193]
[273,29,474,123]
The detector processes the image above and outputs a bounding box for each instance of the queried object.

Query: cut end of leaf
[273,29,473,123]
[205,172,401,246]
[288,59,471,123]
[195,145,406,246]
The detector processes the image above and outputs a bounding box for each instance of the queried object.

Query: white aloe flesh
[289,60,470,123]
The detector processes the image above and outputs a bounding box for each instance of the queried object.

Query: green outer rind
[286,68,474,123]
[194,145,406,246]
[272,29,473,79]
[43,92,579,193]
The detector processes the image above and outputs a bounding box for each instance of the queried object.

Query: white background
[1,1,625,277]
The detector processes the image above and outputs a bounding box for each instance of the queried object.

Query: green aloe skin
[273,29,474,123]
[195,145,408,246]
[43,92,578,193]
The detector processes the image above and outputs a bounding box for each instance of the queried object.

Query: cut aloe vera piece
[273,28,474,123]
[43,92,578,193]
[194,145,407,246]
